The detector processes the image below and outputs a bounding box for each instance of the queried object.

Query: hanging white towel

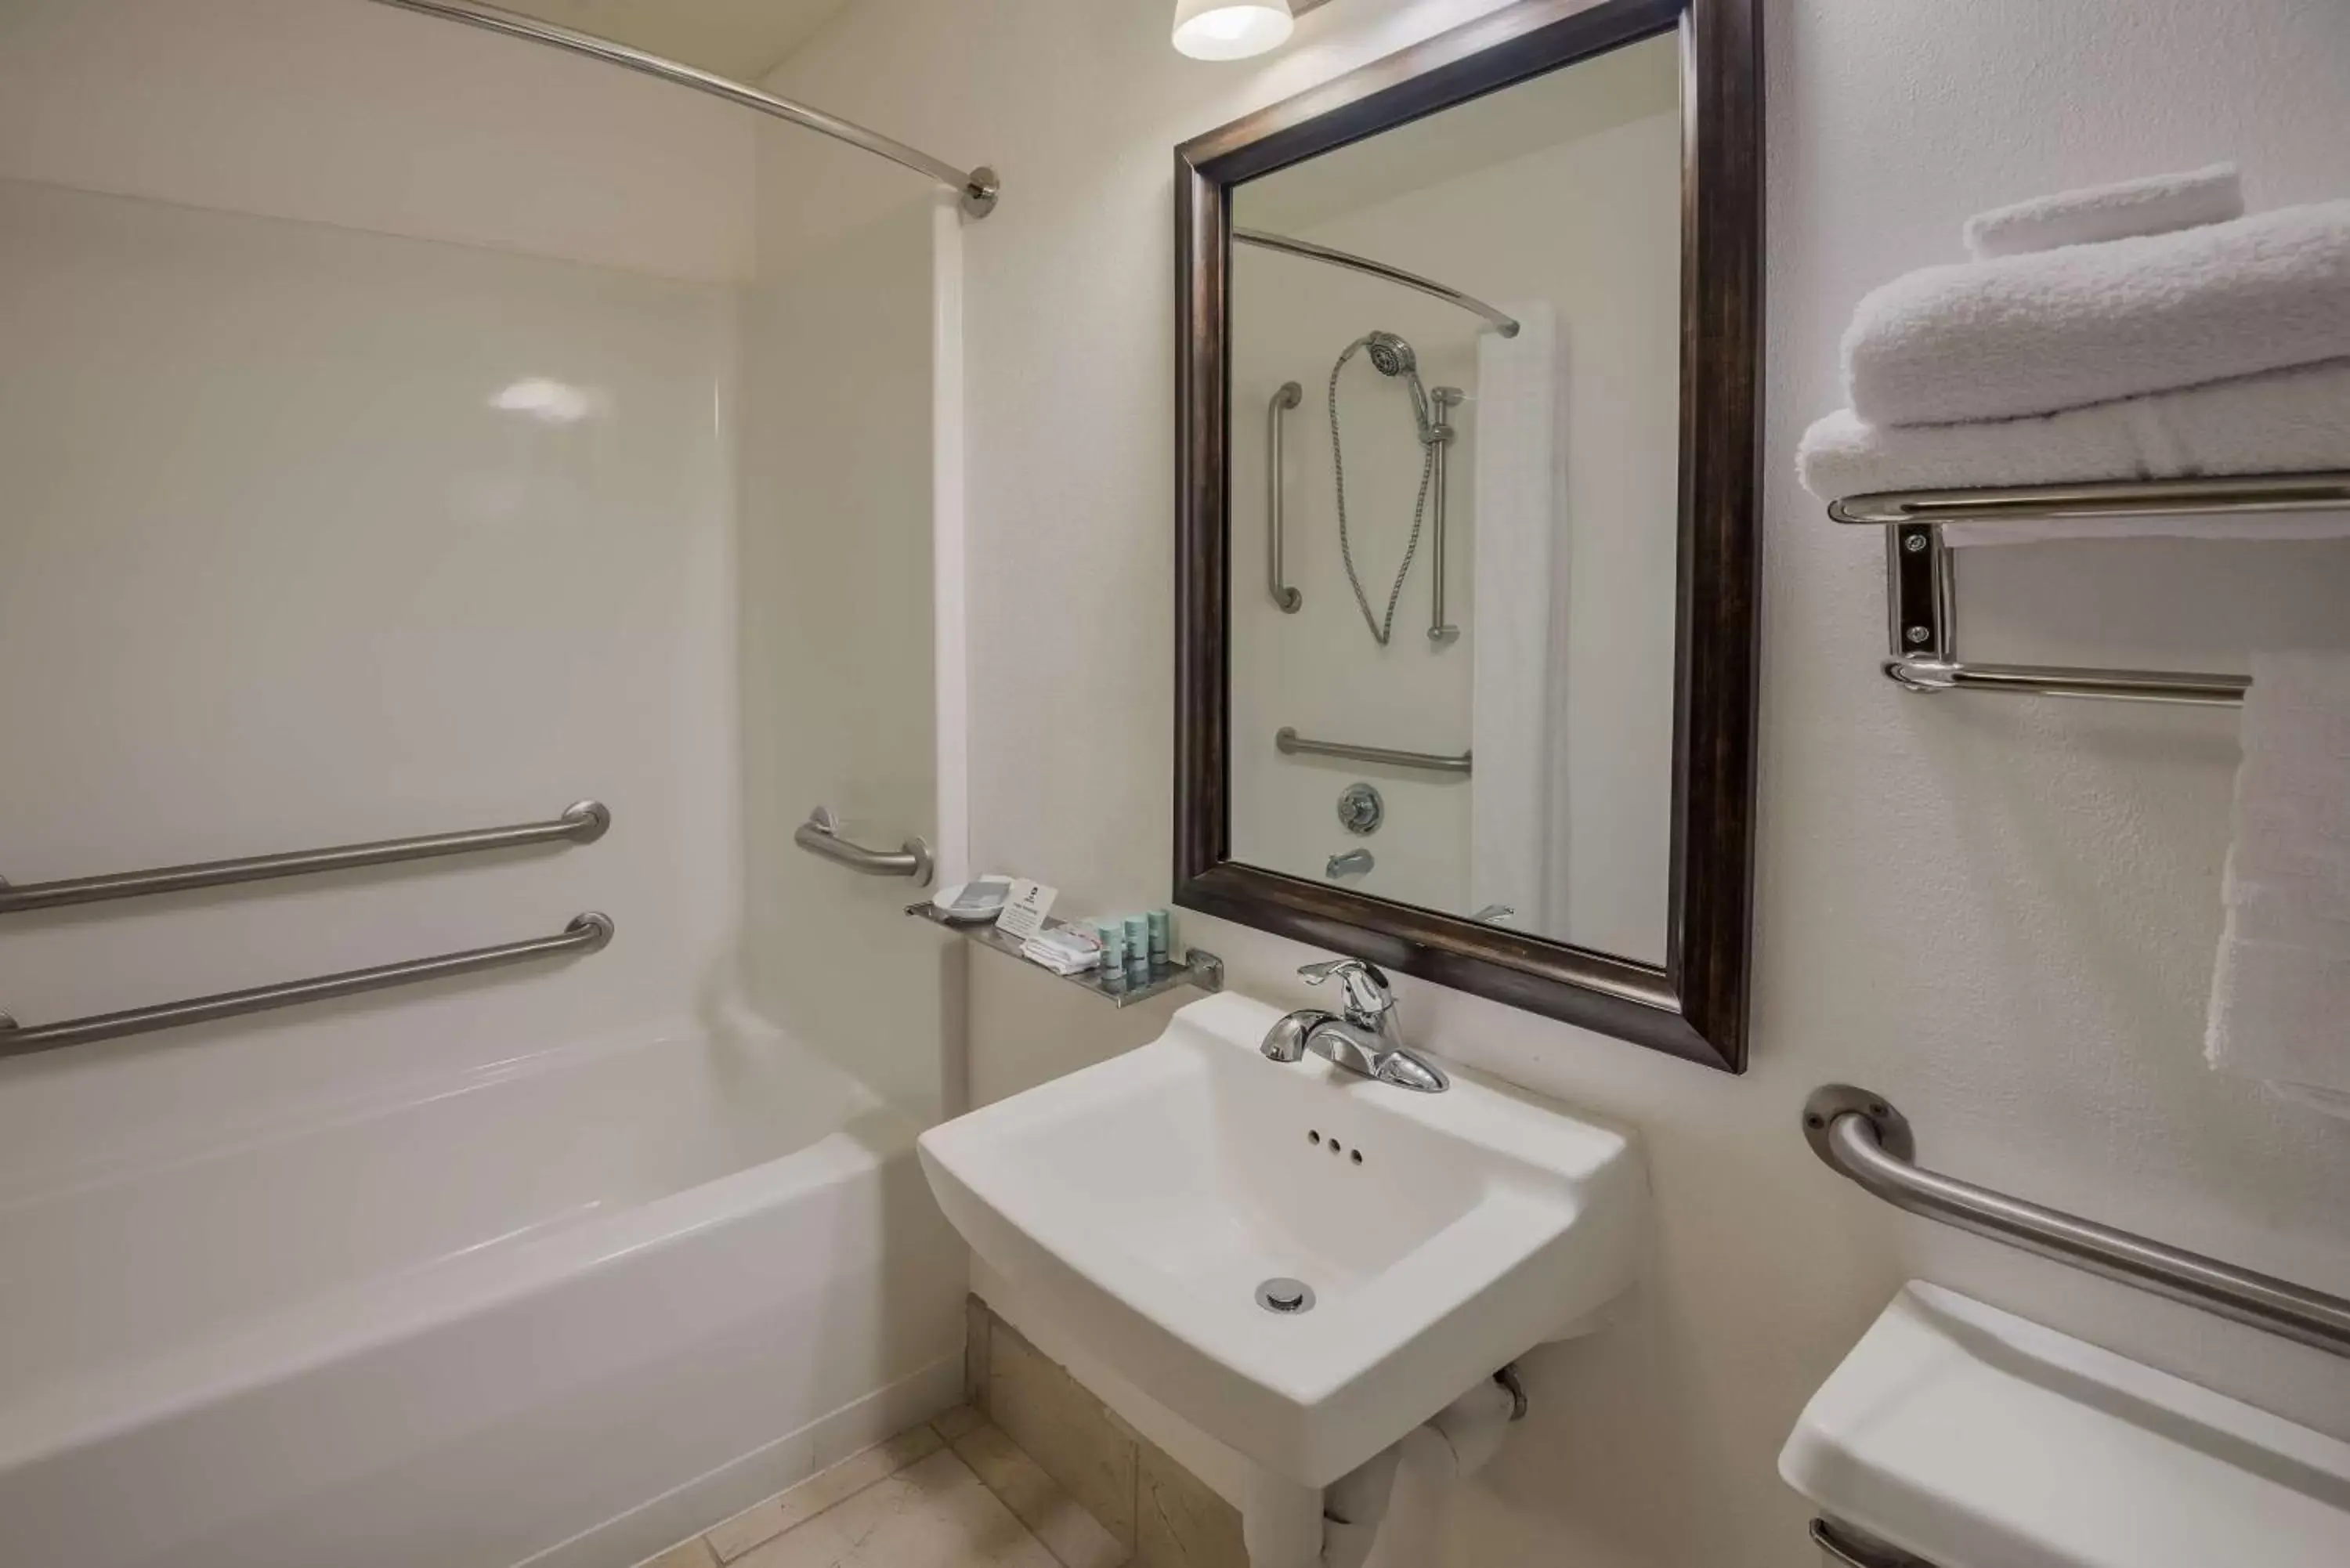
[2206,652,2350,1118]
[1963,164,2243,259]
[1843,200,2350,427]
[1797,357,2350,536]
[1469,305,1569,931]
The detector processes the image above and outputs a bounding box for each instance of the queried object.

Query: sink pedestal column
[1242,1471,1326,1568]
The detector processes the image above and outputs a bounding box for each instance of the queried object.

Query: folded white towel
[1798,359,2350,529]
[1020,927,1101,975]
[1964,164,2243,259]
[2207,652,2350,1118]
[1845,200,2350,427]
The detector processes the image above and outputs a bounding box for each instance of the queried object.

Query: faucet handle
[1299,958,1394,1026]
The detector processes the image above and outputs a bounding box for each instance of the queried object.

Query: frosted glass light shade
[1172,0,1294,60]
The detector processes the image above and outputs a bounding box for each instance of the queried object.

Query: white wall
[0,0,747,1190]
[766,1,2350,1564]
[738,168,960,1122]
[0,0,754,284]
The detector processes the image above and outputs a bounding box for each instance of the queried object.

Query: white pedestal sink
[917,992,1647,1565]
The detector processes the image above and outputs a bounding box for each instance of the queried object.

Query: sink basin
[916,991,1645,1487]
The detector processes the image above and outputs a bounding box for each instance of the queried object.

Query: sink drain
[1256,1277,1315,1314]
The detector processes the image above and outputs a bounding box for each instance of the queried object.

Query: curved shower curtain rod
[1235,228,1519,336]
[366,0,1000,218]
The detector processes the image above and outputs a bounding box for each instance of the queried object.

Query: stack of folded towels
[1799,165,2350,503]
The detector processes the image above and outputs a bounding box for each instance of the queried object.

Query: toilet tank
[1780,1282,2350,1568]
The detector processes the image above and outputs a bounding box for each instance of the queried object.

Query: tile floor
[637,1407,1126,1568]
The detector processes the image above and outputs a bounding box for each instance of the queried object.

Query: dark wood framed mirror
[1173,0,1761,1071]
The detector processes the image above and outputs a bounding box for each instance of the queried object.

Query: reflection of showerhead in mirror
[1363,331,1417,377]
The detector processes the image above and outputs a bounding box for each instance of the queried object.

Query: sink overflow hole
[1256,1277,1316,1315]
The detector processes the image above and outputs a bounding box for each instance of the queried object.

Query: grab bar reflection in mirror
[1267,381,1303,613]
[1275,727,1471,776]
[794,806,934,884]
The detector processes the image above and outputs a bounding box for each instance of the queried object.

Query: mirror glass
[1225,32,1683,964]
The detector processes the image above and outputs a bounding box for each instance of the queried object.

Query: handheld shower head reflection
[1364,331,1418,377]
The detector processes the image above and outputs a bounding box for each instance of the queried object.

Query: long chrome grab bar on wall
[1804,1086,2350,1359]
[1428,386,1462,645]
[0,801,609,916]
[794,807,934,884]
[1275,728,1472,776]
[1235,229,1520,337]
[0,914,613,1058]
[1267,381,1303,613]
[365,0,1000,217]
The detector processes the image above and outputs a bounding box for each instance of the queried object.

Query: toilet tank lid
[1777,1282,2350,1568]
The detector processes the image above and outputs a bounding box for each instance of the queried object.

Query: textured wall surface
[768,1,2350,1561]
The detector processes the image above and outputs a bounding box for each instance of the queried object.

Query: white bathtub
[0,1024,967,1568]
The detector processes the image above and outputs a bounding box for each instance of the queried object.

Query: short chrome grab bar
[1804,1085,2350,1358]
[1275,727,1471,777]
[794,807,933,884]
[0,913,613,1057]
[0,800,609,916]
[1428,386,1461,645]
[1267,381,1303,613]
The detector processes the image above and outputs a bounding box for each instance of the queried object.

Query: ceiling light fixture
[1172,0,1295,61]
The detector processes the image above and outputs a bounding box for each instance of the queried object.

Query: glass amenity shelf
[905,901,1224,1009]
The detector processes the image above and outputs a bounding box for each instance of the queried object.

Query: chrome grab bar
[1267,381,1303,613]
[0,913,613,1058]
[1275,727,1472,777]
[0,801,609,916]
[1804,1086,2350,1358]
[1427,386,1461,645]
[794,807,933,884]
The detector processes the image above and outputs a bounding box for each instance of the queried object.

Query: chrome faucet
[1260,959,1448,1093]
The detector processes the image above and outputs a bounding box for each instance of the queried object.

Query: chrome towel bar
[1831,471,2350,706]
[1804,1085,2350,1359]
[0,913,613,1058]
[0,801,609,916]
[1275,727,1471,776]
[794,807,933,884]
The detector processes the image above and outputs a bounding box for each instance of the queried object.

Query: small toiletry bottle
[1147,909,1171,963]
[1123,915,1151,974]
[1097,920,1127,980]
